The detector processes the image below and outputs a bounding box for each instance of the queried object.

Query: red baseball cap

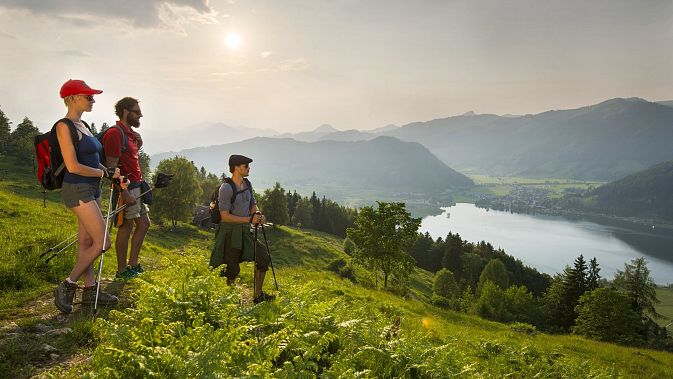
[59,79,103,98]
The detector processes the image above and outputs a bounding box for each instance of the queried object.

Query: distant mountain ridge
[382,98,673,180]
[151,136,473,198]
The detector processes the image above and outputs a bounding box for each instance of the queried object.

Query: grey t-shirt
[218,180,256,217]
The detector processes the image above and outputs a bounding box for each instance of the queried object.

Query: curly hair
[114,97,139,118]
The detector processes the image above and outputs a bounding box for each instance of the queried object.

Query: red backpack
[34,118,90,190]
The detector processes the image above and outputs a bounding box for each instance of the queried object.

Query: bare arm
[219,210,253,224]
[105,156,136,205]
[56,122,105,178]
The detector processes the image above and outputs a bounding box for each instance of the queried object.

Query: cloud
[210,71,245,76]
[278,58,309,72]
[59,49,90,57]
[260,51,272,59]
[0,31,16,39]
[0,0,217,29]
[255,58,309,73]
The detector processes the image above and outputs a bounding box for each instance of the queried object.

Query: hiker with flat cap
[53,79,126,314]
[101,97,151,281]
[209,154,275,304]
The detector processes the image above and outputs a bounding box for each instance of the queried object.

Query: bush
[327,258,355,282]
[475,282,538,324]
[572,288,644,345]
[433,268,459,300]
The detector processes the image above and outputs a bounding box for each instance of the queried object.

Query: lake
[420,203,673,285]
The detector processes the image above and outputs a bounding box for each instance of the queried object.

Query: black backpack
[34,118,91,191]
[97,124,128,167]
[209,177,253,224]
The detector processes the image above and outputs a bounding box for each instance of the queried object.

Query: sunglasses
[79,94,94,101]
[128,109,143,116]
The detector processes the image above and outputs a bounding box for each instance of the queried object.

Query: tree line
[150,156,358,236]
[0,107,150,176]
[342,201,671,351]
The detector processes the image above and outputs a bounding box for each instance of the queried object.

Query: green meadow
[1,160,672,378]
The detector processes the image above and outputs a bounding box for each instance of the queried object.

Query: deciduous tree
[151,156,201,226]
[347,202,421,288]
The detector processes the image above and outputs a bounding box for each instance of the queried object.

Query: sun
[225,32,242,50]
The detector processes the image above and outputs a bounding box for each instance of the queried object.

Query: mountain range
[268,98,673,181]
[381,98,673,181]
[151,136,473,202]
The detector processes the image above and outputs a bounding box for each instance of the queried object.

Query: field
[656,286,673,329]
[466,174,604,197]
[1,159,672,377]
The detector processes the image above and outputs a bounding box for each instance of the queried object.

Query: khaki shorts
[62,181,101,208]
[124,186,149,219]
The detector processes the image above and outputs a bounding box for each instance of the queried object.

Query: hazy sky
[1,0,672,139]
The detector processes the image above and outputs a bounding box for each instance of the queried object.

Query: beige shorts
[124,186,149,219]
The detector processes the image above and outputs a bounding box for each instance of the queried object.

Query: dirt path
[0,279,134,378]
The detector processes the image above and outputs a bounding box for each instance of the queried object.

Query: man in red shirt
[101,97,150,281]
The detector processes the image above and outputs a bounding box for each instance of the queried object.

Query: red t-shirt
[102,121,142,182]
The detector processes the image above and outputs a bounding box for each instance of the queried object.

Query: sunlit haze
[0,0,671,153]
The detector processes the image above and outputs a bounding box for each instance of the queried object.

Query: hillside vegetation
[559,159,673,222]
[1,161,673,377]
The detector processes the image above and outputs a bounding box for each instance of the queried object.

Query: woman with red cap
[53,79,127,314]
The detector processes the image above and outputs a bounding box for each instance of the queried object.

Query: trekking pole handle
[251,211,263,227]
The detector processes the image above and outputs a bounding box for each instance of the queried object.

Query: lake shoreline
[420,203,673,285]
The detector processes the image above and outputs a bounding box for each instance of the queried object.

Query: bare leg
[128,213,150,267]
[115,220,133,272]
[254,268,267,298]
[76,215,96,287]
[68,198,111,284]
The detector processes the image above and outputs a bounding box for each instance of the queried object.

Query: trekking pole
[252,224,258,297]
[44,237,79,263]
[260,223,279,291]
[40,173,174,264]
[40,233,78,259]
[93,180,117,316]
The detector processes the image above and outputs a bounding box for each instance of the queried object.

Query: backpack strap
[52,118,80,176]
[100,124,128,155]
[223,177,253,207]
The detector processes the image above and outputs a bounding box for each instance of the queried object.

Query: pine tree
[263,182,289,226]
[0,108,10,155]
[613,257,661,318]
[588,257,601,291]
[291,197,313,229]
[89,121,98,135]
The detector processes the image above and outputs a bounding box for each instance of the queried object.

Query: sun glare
[225,32,242,49]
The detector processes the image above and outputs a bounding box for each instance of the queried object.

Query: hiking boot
[54,280,78,314]
[130,264,144,274]
[253,291,276,304]
[81,283,118,306]
[114,266,137,281]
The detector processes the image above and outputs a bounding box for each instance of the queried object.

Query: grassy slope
[1,160,672,377]
[656,287,673,328]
